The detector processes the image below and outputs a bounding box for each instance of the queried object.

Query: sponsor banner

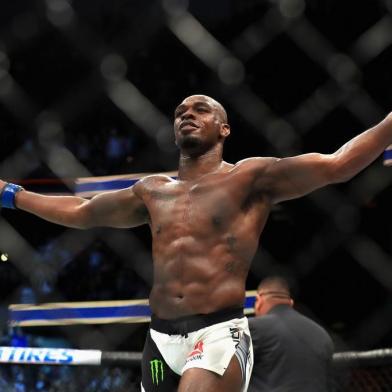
[9,299,151,327]
[244,291,257,315]
[383,145,392,167]
[9,292,257,327]
[0,347,102,366]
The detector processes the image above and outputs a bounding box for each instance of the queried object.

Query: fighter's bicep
[256,153,334,204]
[81,187,149,228]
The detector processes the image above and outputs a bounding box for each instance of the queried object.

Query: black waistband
[150,307,244,336]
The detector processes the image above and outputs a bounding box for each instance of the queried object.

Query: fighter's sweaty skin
[134,160,271,319]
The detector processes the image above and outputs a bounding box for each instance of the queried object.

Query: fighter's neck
[178,150,224,181]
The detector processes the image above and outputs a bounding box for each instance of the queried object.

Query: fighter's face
[173,96,228,153]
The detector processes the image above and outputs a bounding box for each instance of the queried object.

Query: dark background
[0,0,391,354]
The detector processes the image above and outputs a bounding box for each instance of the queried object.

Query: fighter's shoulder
[135,174,176,192]
[232,157,280,174]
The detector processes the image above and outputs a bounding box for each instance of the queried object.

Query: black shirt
[248,304,334,392]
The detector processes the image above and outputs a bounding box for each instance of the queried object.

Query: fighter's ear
[221,123,230,138]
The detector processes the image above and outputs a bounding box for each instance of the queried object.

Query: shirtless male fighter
[1,94,392,392]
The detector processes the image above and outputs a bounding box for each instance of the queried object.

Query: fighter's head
[173,95,230,155]
[254,276,294,316]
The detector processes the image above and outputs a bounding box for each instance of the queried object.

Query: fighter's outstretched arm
[0,180,149,229]
[258,113,392,204]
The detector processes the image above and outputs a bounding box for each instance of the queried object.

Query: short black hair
[257,276,291,297]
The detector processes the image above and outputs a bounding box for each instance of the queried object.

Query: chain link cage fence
[1,0,392,390]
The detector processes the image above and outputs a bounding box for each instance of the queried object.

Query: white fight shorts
[141,307,253,392]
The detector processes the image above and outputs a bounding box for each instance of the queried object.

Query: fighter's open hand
[0,180,6,192]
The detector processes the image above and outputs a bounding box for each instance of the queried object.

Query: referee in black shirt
[248,276,334,392]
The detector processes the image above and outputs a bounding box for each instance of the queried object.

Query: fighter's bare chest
[140,175,251,224]
[137,165,268,223]
[146,182,233,216]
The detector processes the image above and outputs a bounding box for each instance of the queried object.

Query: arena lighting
[0,253,8,262]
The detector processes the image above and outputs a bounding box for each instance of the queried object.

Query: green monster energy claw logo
[150,359,164,385]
